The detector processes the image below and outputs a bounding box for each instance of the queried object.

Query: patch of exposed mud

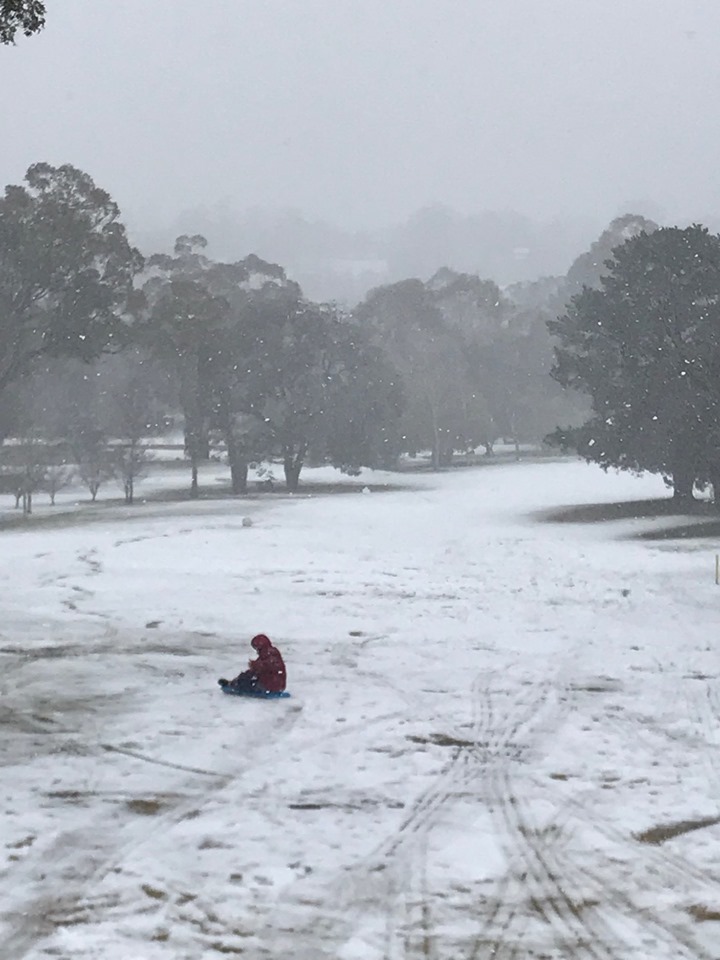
[688,904,720,922]
[407,732,475,748]
[635,815,720,845]
[125,796,173,816]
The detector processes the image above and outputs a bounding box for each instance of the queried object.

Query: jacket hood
[251,633,272,654]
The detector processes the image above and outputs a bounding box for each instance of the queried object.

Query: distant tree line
[5,14,719,510]
[14,162,712,513]
[0,164,402,505]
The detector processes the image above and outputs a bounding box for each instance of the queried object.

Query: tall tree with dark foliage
[0,0,44,44]
[549,225,720,502]
[0,163,142,395]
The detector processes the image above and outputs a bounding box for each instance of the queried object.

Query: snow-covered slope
[1,460,719,959]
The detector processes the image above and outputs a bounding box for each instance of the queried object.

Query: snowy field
[2,459,720,959]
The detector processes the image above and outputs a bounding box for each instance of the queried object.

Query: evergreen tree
[0,163,141,396]
[550,225,720,501]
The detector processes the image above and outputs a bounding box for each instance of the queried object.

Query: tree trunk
[230,458,248,495]
[284,459,302,492]
[185,400,209,499]
[224,430,248,495]
[508,414,520,459]
[427,395,441,471]
[284,444,307,492]
[438,445,453,467]
[671,461,695,504]
[183,416,210,462]
[711,467,720,512]
[430,442,440,471]
[196,432,210,460]
[187,432,204,499]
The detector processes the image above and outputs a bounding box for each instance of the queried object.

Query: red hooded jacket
[248,634,286,692]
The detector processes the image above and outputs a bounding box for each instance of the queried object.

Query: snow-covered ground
[1,459,720,959]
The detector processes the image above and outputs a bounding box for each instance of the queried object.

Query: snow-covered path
[1,460,720,958]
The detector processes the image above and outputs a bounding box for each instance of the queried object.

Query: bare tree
[0,468,24,507]
[71,428,112,502]
[112,440,149,505]
[5,436,47,515]
[43,463,74,505]
[110,372,154,504]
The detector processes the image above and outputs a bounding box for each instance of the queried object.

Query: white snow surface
[2,459,720,959]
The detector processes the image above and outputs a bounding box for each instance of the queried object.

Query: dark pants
[223,670,260,693]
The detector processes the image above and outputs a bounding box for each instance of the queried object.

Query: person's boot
[218,678,229,687]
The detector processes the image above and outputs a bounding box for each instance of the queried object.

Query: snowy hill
[1,460,719,959]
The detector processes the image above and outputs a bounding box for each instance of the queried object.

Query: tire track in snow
[533,690,720,959]
[597,698,720,891]
[465,676,623,960]
[371,672,554,868]
[0,700,304,960]
[470,673,720,960]
[263,670,568,959]
[482,780,717,960]
[0,691,412,959]
[478,766,620,960]
[375,668,589,959]
[561,852,718,960]
[382,669,583,960]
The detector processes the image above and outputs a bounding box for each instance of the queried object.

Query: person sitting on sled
[218,634,287,694]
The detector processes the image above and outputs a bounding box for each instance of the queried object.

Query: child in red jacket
[219,634,287,694]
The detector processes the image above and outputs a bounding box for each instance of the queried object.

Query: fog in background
[2,0,719,301]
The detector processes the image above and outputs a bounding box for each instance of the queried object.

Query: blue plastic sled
[221,685,291,699]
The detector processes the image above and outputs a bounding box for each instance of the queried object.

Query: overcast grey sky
[1,0,719,233]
